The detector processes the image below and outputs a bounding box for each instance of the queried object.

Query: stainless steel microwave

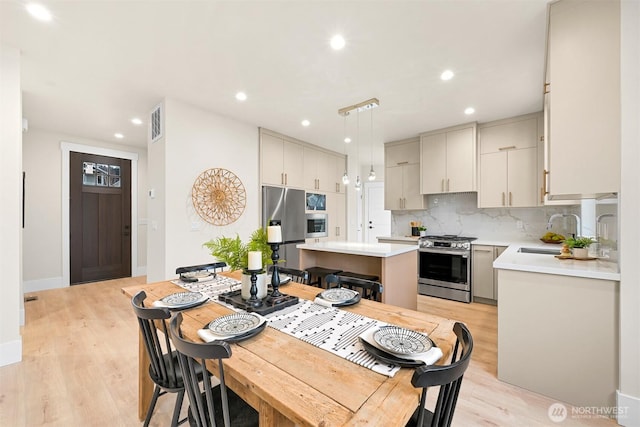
[305,213,328,238]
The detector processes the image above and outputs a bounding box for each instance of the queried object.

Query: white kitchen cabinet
[303,148,343,193]
[384,139,424,210]
[260,131,304,188]
[420,123,476,194]
[327,192,346,241]
[472,245,506,302]
[544,0,620,199]
[478,114,539,208]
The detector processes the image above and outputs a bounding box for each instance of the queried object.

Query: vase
[241,272,268,300]
[572,247,589,259]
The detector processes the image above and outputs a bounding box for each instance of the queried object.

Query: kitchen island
[494,244,620,408]
[297,241,418,310]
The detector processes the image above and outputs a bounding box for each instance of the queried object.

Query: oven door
[418,248,470,291]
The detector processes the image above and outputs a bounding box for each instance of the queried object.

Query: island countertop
[494,244,620,281]
[296,241,418,258]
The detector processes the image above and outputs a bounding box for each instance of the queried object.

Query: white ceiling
[1,0,549,166]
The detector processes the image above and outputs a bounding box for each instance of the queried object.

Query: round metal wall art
[192,168,246,226]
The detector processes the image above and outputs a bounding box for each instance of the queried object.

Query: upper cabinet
[384,138,424,210]
[420,123,476,194]
[544,0,620,200]
[304,147,344,193]
[478,114,540,208]
[261,131,305,188]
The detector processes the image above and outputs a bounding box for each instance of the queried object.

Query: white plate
[208,313,263,337]
[319,288,359,303]
[373,326,433,355]
[161,291,205,307]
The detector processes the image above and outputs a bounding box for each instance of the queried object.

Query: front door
[364,182,391,244]
[70,152,131,284]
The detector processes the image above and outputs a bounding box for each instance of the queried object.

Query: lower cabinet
[472,245,506,303]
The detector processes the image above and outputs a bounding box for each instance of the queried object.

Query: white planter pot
[241,272,268,300]
[572,247,589,259]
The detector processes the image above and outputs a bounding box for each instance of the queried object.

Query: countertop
[297,241,418,258]
[376,235,420,243]
[494,243,620,281]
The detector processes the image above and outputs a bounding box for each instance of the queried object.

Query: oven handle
[419,248,469,257]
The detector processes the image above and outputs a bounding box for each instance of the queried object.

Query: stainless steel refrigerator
[261,186,306,268]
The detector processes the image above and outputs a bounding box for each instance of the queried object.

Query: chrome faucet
[596,213,615,223]
[546,213,581,237]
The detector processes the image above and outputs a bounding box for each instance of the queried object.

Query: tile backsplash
[391,192,600,243]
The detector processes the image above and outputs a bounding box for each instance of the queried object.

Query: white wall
[21,129,148,291]
[618,1,640,425]
[146,98,260,282]
[0,46,23,366]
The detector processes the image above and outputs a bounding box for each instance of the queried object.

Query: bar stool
[339,271,380,282]
[305,267,343,288]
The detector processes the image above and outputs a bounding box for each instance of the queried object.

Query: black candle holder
[268,242,283,299]
[246,268,263,308]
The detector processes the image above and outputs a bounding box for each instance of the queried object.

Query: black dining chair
[169,312,259,427]
[406,322,474,427]
[131,290,203,426]
[268,265,309,284]
[325,274,384,301]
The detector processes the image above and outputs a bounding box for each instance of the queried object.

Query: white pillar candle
[248,251,262,270]
[267,225,282,243]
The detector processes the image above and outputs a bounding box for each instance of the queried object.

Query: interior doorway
[69,152,131,284]
[363,181,391,244]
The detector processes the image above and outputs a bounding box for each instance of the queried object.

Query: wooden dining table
[121,271,459,426]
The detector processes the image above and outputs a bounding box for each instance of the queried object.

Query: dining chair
[406,322,474,427]
[169,312,259,427]
[131,290,203,426]
[325,274,384,301]
[268,265,309,284]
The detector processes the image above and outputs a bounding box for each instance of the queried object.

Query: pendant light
[354,109,362,191]
[368,107,376,181]
[337,98,379,192]
[342,115,350,185]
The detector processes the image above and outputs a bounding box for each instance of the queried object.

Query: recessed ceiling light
[301,119,310,127]
[26,3,52,22]
[114,133,124,139]
[235,92,247,101]
[344,137,351,143]
[330,35,346,50]
[441,70,454,81]
[131,118,142,125]
[464,107,475,115]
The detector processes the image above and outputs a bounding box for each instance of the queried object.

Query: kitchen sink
[517,247,561,255]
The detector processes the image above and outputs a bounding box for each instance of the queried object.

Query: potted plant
[418,225,427,237]
[203,227,273,299]
[564,236,595,259]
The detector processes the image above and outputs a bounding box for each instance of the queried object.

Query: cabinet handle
[543,82,550,94]
[447,178,450,192]
[397,161,409,165]
[281,173,284,185]
[509,192,513,206]
[441,179,445,192]
[285,173,288,186]
[542,170,549,196]
[498,146,517,151]
[501,192,505,206]
[336,226,340,236]
[475,249,492,252]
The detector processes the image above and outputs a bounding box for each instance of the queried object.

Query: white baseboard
[0,338,22,367]
[23,276,65,293]
[618,390,640,426]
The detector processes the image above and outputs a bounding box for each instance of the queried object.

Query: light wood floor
[1,277,617,426]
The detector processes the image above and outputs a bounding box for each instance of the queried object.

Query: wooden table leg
[138,330,153,421]
[259,401,295,427]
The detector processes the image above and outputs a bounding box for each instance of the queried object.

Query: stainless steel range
[418,235,477,303]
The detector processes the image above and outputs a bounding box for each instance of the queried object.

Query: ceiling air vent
[150,104,163,142]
